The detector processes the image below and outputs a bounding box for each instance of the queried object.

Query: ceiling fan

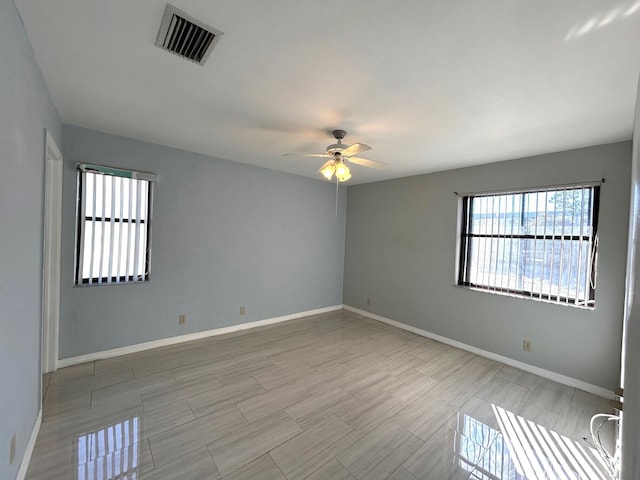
[285,129,386,182]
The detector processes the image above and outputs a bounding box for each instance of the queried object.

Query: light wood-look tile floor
[27,310,616,479]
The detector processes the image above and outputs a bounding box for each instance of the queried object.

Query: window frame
[74,164,156,286]
[457,184,600,307]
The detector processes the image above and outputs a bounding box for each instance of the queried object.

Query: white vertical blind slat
[540,191,548,299]
[125,179,134,282]
[88,173,97,285]
[557,189,567,303]
[107,176,116,283]
[507,194,516,290]
[548,191,556,302]
[530,193,536,293]
[586,190,596,298]
[515,194,523,291]
[481,198,488,287]
[473,199,481,286]
[490,195,497,289]
[500,195,508,290]
[116,177,125,284]
[77,172,87,282]
[140,182,148,277]
[98,174,107,284]
[566,189,577,304]
[575,188,585,303]
[465,197,472,282]
[132,180,142,282]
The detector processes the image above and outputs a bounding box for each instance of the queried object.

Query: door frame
[42,129,63,374]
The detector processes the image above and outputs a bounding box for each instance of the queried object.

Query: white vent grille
[155,4,222,65]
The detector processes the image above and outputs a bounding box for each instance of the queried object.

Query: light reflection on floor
[456,407,609,480]
[76,417,140,480]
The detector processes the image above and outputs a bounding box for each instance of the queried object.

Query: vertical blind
[457,184,600,307]
[75,164,156,286]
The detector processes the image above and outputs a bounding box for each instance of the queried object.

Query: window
[75,164,156,286]
[457,184,600,307]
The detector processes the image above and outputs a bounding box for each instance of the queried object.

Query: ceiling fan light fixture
[320,163,335,180]
[335,161,351,182]
[337,170,352,182]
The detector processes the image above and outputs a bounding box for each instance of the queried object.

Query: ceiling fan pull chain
[335,175,339,220]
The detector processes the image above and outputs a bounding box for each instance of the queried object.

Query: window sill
[74,280,150,288]
[455,284,595,310]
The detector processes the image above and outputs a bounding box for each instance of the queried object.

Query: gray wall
[0,1,61,478]
[59,125,346,359]
[621,77,640,480]
[344,142,630,390]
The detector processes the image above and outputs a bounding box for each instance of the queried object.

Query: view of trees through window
[458,186,599,306]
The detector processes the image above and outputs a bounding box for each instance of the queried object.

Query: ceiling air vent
[155,4,223,65]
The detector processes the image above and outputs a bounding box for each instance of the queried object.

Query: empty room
[3,0,640,479]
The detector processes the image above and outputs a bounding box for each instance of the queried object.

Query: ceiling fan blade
[347,157,387,170]
[316,160,335,173]
[283,153,330,157]
[341,143,371,156]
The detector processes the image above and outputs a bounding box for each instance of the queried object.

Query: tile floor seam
[203,444,219,461]
[206,417,305,479]
[266,452,289,480]
[185,395,198,418]
[334,456,352,478]
[145,437,157,473]
[205,445,223,478]
[168,367,181,383]
[232,400,252,425]
[86,373,148,399]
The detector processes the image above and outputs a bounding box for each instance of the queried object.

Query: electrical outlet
[240,306,246,315]
[523,339,532,352]
[367,297,371,306]
[9,434,16,464]
[178,314,186,325]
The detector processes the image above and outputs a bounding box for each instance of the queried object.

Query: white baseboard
[16,408,41,480]
[344,305,615,400]
[57,305,343,369]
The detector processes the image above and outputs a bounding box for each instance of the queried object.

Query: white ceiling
[15,0,640,184]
